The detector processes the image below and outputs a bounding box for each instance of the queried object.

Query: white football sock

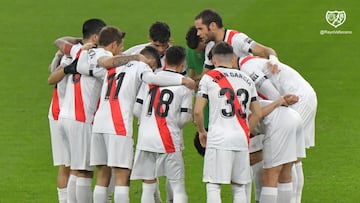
[93,185,108,203]
[142,182,156,203]
[259,187,277,203]
[114,186,129,203]
[166,179,174,203]
[231,184,247,203]
[277,183,292,203]
[57,187,67,203]
[67,174,77,203]
[295,162,304,203]
[76,177,92,203]
[206,183,221,203]
[244,182,252,203]
[169,179,187,203]
[107,172,115,203]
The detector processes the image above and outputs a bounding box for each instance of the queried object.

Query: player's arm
[97,54,149,69]
[193,94,208,147]
[177,91,194,128]
[141,71,196,90]
[54,36,81,55]
[251,43,277,58]
[251,43,280,71]
[256,77,281,100]
[248,98,262,132]
[48,59,78,85]
[49,50,64,72]
[260,94,299,117]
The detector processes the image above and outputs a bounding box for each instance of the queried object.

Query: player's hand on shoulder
[266,55,281,74]
[82,42,96,50]
[282,94,299,106]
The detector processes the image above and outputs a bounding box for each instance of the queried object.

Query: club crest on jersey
[326,10,346,28]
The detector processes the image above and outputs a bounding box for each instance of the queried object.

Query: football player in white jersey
[90,40,194,203]
[124,21,171,69]
[255,98,303,203]
[238,56,317,203]
[131,46,193,203]
[194,9,279,71]
[47,18,106,203]
[194,42,262,203]
[49,25,157,203]
[48,50,73,203]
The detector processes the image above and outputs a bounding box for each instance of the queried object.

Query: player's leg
[277,162,294,203]
[57,165,70,203]
[107,170,115,203]
[293,160,304,203]
[168,179,187,203]
[259,165,282,203]
[250,150,263,203]
[93,165,111,203]
[206,183,221,203]
[67,170,78,203]
[50,119,70,203]
[108,135,134,203]
[76,170,94,203]
[113,167,131,203]
[69,121,94,203]
[91,133,111,203]
[142,179,157,203]
[165,179,173,203]
[231,183,247,203]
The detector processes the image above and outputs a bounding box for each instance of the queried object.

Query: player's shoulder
[123,43,149,55]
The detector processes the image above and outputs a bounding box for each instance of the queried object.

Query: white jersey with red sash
[59,46,110,123]
[92,61,154,136]
[135,70,193,153]
[48,55,72,121]
[204,29,257,68]
[197,67,258,151]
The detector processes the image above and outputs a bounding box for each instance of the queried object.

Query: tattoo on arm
[112,55,139,67]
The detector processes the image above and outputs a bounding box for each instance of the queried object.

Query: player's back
[271,62,316,99]
[137,70,193,153]
[199,67,257,151]
[92,60,152,136]
[59,47,109,123]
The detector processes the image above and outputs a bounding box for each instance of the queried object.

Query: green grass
[0,0,359,202]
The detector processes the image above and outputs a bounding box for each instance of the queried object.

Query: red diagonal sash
[149,85,175,153]
[206,70,250,145]
[108,68,127,135]
[73,49,86,122]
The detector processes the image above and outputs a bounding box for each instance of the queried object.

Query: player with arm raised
[194,8,279,72]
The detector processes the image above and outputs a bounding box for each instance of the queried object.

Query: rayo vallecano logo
[326,10,346,28]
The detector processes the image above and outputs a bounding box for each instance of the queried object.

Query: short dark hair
[140,46,162,68]
[186,26,201,49]
[149,21,171,44]
[98,26,125,47]
[195,9,223,28]
[211,41,233,56]
[82,18,106,39]
[165,46,186,66]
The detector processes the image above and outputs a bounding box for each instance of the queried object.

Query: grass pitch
[0,0,359,202]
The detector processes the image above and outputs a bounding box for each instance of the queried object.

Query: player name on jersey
[210,69,252,86]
